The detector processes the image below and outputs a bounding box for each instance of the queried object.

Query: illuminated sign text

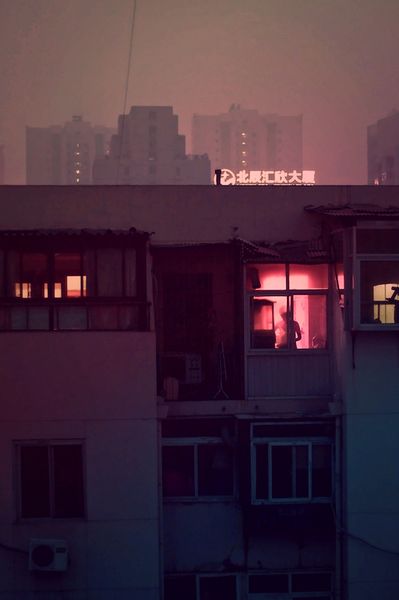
[215,169,316,186]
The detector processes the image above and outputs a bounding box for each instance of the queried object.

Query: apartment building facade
[26,115,114,185]
[368,110,399,184]
[192,105,302,180]
[93,106,210,185]
[0,185,398,599]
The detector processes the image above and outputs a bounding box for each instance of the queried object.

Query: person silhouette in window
[275,306,302,349]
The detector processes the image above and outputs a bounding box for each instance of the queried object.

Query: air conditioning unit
[163,353,203,384]
[29,539,68,572]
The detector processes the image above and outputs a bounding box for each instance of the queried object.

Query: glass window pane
[165,576,196,600]
[357,228,399,253]
[312,445,332,497]
[10,307,27,330]
[275,298,301,349]
[360,261,399,324]
[292,573,331,592]
[200,575,236,600]
[83,250,96,296]
[12,253,48,299]
[251,296,278,348]
[97,248,123,296]
[271,446,293,498]
[20,446,50,518]
[57,306,87,330]
[125,248,137,296]
[118,305,140,330]
[249,574,289,593]
[246,264,286,291]
[162,446,195,497]
[0,250,4,296]
[290,264,328,289]
[198,444,233,496]
[89,305,118,330]
[295,445,309,497]
[54,253,85,297]
[293,295,327,349]
[255,444,269,500]
[28,307,50,330]
[53,445,85,518]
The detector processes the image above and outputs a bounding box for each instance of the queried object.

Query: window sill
[163,496,236,504]
[247,348,329,355]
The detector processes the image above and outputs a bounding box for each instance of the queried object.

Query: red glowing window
[248,264,328,350]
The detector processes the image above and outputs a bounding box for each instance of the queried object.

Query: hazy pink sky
[1,0,399,184]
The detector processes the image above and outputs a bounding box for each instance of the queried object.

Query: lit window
[359,261,399,324]
[247,264,328,350]
[54,253,86,298]
[17,442,85,518]
[1,245,141,332]
[12,253,48,299]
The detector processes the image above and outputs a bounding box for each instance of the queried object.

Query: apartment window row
[163,423,334,504]
[0,240,148,331]
[165,571,333,600]
[247,264,328,350]
[0,247,137,299]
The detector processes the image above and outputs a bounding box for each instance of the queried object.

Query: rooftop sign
[214,169,316,186]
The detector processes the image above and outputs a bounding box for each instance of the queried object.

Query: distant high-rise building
[192,104,302,178]
[26,116,114,184]
[368,111,399,185]
[93,106,211,185]
[0,145,4,184]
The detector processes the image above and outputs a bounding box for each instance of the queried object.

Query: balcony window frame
[250,423,334,505]
[248,570,333,599]
[165,573,238,600]
[245,263,330,353]
[162,437,235,502]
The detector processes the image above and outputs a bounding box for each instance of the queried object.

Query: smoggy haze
[1,0,399,184]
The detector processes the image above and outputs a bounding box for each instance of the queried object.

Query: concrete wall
[1,185,397,245]
[0,332,160,599]
[340,332,399,599]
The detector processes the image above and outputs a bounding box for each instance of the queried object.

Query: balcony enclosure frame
[244,262,333,400]
[348,222,399,330]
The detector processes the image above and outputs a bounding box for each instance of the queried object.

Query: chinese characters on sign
[214,168,316,186]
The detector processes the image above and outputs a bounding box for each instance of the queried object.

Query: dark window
[162,445,195,497]
[162,442,234,498]
[199,575,236,600]
[249,573,289,593]
[198,444,233,496]
[292,572,331,592]
[163,273,212,352]
[18,443,85,518]
[165,576,196,600]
